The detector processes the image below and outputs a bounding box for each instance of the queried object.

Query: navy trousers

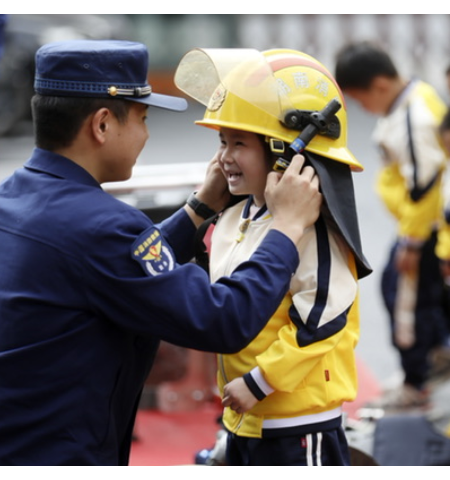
[381,232,450,388]
[226,426,350,466]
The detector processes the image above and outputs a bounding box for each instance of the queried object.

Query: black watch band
[187,192,216,220]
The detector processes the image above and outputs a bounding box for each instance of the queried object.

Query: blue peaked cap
[34,39,187,111]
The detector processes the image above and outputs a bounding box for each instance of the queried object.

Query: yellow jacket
[209,200,359,438]
[373,79,447,244]
[436,222,450,260]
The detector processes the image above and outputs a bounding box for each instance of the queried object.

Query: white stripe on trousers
[306,432,323,466]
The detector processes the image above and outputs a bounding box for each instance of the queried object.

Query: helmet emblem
[207,85,227,112]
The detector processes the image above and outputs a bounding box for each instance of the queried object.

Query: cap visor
[129,92,188,111]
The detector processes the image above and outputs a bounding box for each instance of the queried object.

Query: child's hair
[256,134,277,169]
[335,41,399,90]
[31,95,132,151]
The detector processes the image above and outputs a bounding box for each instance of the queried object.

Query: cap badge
[108,85,152,98]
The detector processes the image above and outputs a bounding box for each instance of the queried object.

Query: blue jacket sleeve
[84,208,299,354]
[0,15,6,61]
[157,207,197,264]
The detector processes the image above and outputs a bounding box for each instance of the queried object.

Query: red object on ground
[129,357,381,466]
[129,404,221,466]
[344,356,382,419]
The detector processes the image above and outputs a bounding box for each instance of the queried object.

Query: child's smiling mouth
[227,172,243,186]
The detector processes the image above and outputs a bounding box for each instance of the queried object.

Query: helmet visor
[175,48,283,120]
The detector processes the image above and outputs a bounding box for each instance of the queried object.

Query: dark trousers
[381,232,450,388]
[226,426,350,466]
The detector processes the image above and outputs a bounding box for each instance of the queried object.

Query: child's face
[217,128,271,207]
[345,87,387,115]
[442,129,450,157]
[344,78,392,115]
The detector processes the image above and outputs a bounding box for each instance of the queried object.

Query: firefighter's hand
[222,377,259,414]
[266,154,322,245]
[185,154,230,227]
[197,154,230,212]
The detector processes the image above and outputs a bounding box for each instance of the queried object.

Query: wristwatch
[186,192,216,220]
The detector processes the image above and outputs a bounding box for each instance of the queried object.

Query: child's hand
[395,244,421,274]
[222,377,259,414]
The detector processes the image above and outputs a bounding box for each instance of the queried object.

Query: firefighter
[0,39,322,465]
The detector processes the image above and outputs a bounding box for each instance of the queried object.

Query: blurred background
[1,14,450,465]
[1,14,450,137]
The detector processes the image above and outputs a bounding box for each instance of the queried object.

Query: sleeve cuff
[243,367,275,401]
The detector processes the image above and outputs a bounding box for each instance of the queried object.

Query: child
[438,110,450,273]
[175,47,371,466]
[335,41,450,410]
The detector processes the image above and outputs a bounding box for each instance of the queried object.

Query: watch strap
[187,192,216,220]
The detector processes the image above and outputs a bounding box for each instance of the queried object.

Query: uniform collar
[25,148,101,189]
[242,195,268,221]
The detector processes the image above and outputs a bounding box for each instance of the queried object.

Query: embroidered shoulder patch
[131,227,175,276]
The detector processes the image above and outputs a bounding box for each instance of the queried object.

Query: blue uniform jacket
[0,14,6,61]
[0,13,7,60]
[0,148,299,465]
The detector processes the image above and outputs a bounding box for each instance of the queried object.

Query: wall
[233,14,450,98]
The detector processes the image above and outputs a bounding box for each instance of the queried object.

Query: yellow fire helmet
[175,47,363,172]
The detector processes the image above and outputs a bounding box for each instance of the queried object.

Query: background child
[436,111,450,316]
[335,41,450,410]
[175,47,371,466]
